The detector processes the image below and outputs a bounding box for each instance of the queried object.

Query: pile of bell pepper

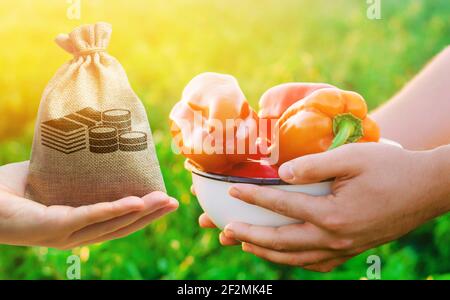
[170,73,380,178]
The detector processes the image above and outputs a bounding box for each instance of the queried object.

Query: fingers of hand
[241,242,347,267]
[68,196,148,230]
[278,144,360,184]
[68,193,176,244]
[51,192,178,249]
[228,184,331,226]
[219,231,240,246]
[198,213,217,228]
[223,222,332,251]
[301,256,352,273]
[78,204,178,247]
[198,214,237,245]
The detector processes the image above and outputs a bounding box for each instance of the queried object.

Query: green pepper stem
[328,119,355,150]
[328,113,364,151]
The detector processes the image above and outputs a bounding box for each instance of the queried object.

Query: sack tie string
[75,48,106,57]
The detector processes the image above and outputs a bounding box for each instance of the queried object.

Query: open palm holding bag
[26,22,166,207]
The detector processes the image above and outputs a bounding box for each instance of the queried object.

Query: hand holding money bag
[26,23,166,206]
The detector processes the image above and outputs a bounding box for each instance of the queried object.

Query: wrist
[420,145,450,215]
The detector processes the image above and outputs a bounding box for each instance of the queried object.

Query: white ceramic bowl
[191,168,331,229]
[189,138,402,229]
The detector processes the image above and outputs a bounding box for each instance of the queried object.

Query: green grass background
[0,0,449,279]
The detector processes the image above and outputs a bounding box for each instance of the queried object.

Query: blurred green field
[0,0,449,279]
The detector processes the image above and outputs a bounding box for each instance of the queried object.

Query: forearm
[372,46,450,150]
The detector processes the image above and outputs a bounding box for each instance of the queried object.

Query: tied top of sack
[55,22,112,57]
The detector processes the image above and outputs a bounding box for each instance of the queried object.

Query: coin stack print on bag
[119,131,148,152]
[87,108,130,154]
[102,109,132,135]
[41,107,148,154]
[89,126,119,153]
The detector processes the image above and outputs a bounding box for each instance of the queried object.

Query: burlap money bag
[25,22,166,206]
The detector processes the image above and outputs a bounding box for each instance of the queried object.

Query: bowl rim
[186,160,322,185]
[185,139,402,186]
[185,160,287,185]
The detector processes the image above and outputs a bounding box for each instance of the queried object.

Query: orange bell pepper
[258,83,334,145]
[259,82,335,120]
[169,73,259,173]
[270,88,380,165]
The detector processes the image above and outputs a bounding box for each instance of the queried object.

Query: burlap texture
[25,22,166,207]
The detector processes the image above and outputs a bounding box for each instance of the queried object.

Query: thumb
[278,144,360,184]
